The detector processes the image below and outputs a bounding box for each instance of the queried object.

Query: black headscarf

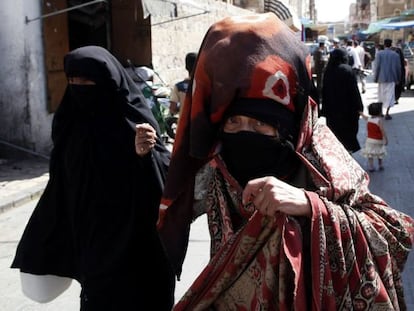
[327,48,348,67]
[53,45,162,144]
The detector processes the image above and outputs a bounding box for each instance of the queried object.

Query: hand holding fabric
[242,176,311,217]
[135,123,156,156]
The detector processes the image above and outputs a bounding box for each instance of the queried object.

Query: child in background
[362,102,388,172]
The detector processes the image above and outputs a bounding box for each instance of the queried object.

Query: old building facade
[2,0,412,158]
[0,0,250,157]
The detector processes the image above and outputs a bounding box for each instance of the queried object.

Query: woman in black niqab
[11,46,174,310]
[321,47,364,153]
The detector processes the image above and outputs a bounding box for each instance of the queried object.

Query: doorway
[42,0,151,112]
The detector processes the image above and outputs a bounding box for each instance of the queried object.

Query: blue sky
[315,0,356,22]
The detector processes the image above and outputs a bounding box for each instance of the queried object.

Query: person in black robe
[11,46,175,310]
[391,45,406,104]
[321,47,364,153]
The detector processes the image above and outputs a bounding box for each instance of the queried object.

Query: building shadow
[0,144,49,183]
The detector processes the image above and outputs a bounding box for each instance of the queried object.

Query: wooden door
[111,0,152,67]
[43,0,69,113]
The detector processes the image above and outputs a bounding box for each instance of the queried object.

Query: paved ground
[0,155,49,215]
[1,78,414,309]
[0,199,209,310]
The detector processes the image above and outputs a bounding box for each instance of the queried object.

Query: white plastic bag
[20,272,73,303]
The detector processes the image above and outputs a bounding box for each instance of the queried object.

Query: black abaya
[321,48,364,153]
[11,46,174,310]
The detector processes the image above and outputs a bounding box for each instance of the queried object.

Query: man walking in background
[346,40,363,91]
[354,40,366,93]
[373,38,402,120]
[169,52,197,116]
[332,38,341,50]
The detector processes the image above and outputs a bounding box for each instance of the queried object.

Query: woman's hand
[242,176,311,217]
[135,123,156,157]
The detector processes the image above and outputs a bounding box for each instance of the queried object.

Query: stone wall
[0,0,52,157]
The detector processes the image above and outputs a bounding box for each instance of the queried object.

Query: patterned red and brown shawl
[157,13,414,310]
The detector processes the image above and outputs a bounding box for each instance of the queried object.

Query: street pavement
[1,77,414,310]
[0,199,209,310]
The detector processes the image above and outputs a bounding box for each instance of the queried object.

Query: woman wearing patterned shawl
[12,46,174,310]
[158,13,414,310]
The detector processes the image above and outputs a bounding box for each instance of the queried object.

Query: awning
[264,0,301,32]
[361,16,403,35]
[303,23,329,33]
[379,20,414,30]
[401,8,414,16]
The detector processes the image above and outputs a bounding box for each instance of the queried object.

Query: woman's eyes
[226,116,240,124]
[226,117,264,126]
[225,117,271,131]
[223,115,278,136]
[254,120,267,127]
[68,77,94,84]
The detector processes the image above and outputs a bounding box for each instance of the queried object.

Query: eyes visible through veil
[67,76,96,85]
[223,115,278,137]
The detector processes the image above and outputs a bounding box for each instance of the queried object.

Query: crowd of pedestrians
[311,36,404,162]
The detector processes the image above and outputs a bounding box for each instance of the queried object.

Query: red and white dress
[362,116,387,159]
